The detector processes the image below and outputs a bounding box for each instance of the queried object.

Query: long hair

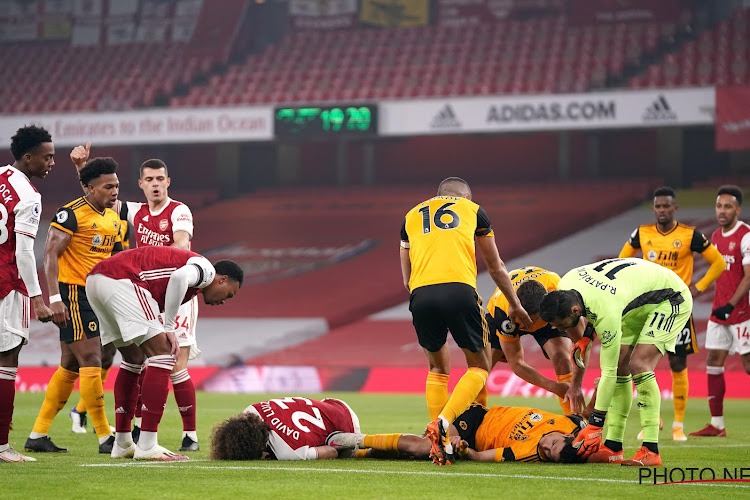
[210,412,271,460]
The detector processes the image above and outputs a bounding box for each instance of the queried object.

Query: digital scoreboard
[274,104,378,138]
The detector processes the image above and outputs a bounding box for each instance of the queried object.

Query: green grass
[4,392,750,499]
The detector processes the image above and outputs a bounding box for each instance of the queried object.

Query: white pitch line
[79,464,750,488]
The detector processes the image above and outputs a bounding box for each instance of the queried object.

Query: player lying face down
[210,397,361,460]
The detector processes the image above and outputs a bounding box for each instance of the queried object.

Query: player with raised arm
[70,143,200,451]
[0,126,55,463]
[483,266,585,414]
[690,185,750,437]
[85,245,242,461]
[400,177,532,465]
[210,396,360,460]
[619,186,725,441]
[25,158,122,455]
[540,258,692,466]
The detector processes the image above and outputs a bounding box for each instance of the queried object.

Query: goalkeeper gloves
[712,303,734,321]
[572,410,605,459]
[571,322,595,369]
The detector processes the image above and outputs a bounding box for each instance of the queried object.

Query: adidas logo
[646,331,655,337]
[115,406,126,414]
[91,223,97,229]
[637,402,647,408]
[431,104,461,129]
[642,95,677,121]
[142,215,149,222]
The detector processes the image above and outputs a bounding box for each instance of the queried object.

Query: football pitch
[5,391,750,499]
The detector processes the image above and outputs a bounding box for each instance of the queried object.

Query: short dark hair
[210,412,270,460]
[10,125,52,161]
[558,436,585,464]
[516,280,547,315]
[140,158,168,178]
[437,177,471,197]
[653,186,675,199]
[214,260,244,287]
[718,185,743,206]
[79,157,118,186]
[539,290,580,323]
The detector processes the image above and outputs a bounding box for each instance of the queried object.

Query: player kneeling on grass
[327,403,592,464]
[210,397,360,460]
[85,245,243,462]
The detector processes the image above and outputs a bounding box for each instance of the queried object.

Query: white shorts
[0,290,30,353]
[86,274,164,348]
[164,295,201,360]
[705,319,750,356]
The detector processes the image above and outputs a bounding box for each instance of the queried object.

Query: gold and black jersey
[455,404,583,463]
[622,222,710,286]
[401,196,493,291]
[50,197,122,286]
[486,266,560,336]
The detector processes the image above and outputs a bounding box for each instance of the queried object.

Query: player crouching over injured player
[327,403,597,464]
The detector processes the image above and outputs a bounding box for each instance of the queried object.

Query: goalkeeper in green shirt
[540,258,691,467]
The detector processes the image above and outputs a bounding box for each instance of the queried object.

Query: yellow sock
[440,367,488,425]
[74,367,110,413]
[79,367,111,438]
[672,368,688,424]
[426,372,450,421]
[32,366,78,434]
[556,372,573,414]
[474,384,488,407]
[363,433,402,452]
[353,449,369,458]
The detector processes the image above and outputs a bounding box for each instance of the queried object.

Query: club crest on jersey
[673,240,682,248]
[92,234,102,246]
[529,413,543,423]
[56,211,68,223]
[159,219,168,231]
[88,321,97,332]
[647,250,658,261]
[729,241,736,251]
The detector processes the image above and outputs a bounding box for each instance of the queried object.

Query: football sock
[707,365,725,424]
[633,371,661,443]
[171,369,197,433]
[0,367,17,446]
[671,368,688,424]
[79,366,111,438]
[114,361,142,433]
[425,372,449,421]
[31,366,78,435]
[603,440,623,453]
[139,430,157,451]
[134,369,146,419]
[140,355,176,433]
[363,433,402,452]
[474,384,488,407]
[353,449,369,458]
[556,372,573,414]
[439,367,488,426]
[604,375,632,444]
[75,367,110,414]
[643,442,659,454]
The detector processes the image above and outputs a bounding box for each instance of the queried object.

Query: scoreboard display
[274,104,378,138]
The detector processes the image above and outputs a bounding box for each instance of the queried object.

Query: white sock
[711,416,725,429]
[138,430,158,450]
[672,422,684,429]
[29,432,46,439]
[115,432,132,447]
[183,430,198,441]
[0,443,9,452]
[98,434,113,445]
[134,417,142,428]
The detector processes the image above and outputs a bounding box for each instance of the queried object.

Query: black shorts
[453,403,487,451]
[486,310,568,360]
[672,314,698,356]
[409,283,488,353]
[59,282,100,344]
